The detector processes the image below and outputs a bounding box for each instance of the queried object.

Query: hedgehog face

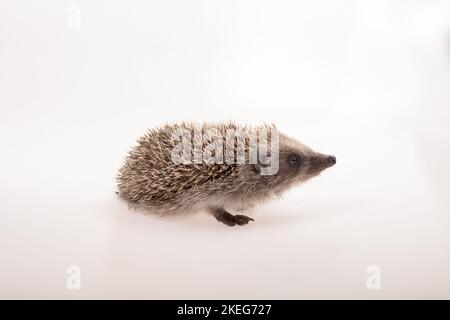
[255,133,336,191]
[279,149,336,182]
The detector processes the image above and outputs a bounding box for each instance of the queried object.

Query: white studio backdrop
[1,0,450,298]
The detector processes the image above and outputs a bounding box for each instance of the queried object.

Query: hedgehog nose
[327,155,336,166]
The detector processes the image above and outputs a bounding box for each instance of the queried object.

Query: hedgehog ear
[251,163,261,174]
[251,154,271,174]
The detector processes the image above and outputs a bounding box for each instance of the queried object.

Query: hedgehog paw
[233,214,255,226]
[210,207,254,227]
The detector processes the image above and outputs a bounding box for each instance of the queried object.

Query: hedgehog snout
[327,155,336,167]
[305,154,336,175]
[320,155,336,169]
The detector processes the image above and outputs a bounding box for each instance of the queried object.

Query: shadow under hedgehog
[116,122,336,227]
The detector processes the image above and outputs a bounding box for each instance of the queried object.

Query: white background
[1,0,450,299]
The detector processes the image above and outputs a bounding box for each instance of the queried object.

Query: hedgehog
[116,122,336,227]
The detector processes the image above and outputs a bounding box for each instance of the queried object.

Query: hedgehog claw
[234,215,254,226]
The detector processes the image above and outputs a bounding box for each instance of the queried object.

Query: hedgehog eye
[288,154,300,167]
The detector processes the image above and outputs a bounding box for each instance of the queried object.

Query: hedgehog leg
[209,207,254,227]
